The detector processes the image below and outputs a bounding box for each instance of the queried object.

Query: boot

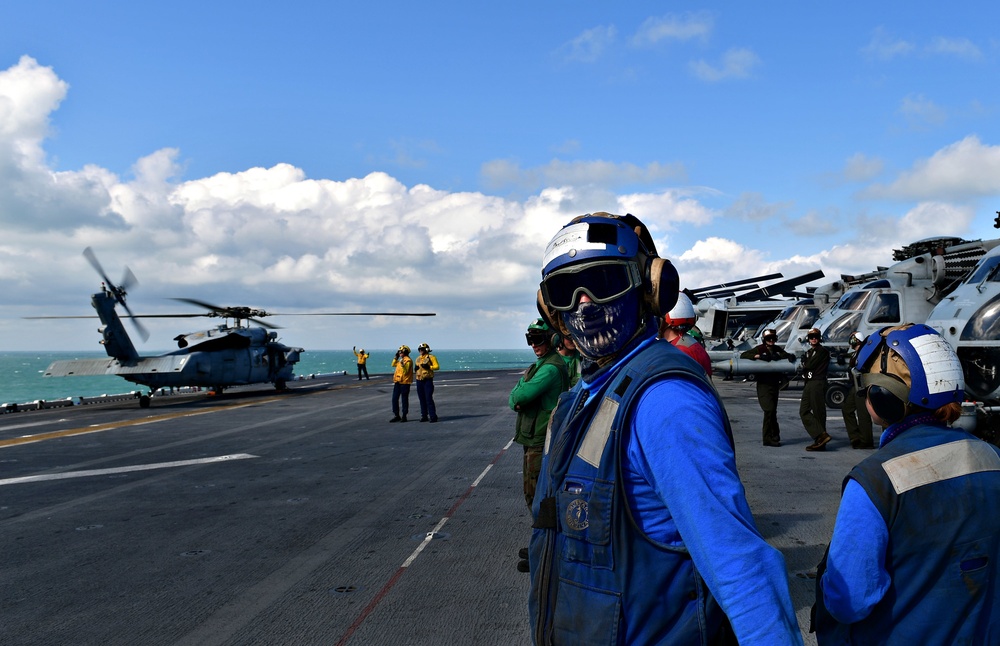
[390,415,401,423]
[806,433,831,451]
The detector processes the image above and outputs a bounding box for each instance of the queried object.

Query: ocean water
[0,349,536,406]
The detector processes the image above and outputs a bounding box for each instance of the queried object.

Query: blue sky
[2,3,1000,352]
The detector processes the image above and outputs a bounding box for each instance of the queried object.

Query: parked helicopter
[31,249,436,408]
[925,242,1000,441]
[712,236,1000,408]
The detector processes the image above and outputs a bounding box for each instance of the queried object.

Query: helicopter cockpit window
[799,307,820,329]
[962,293,1000,341]
[867,293,900,324]
[825,312,862,343]
[835,290,872,313]
[777,306,797,322]
[773,320,793,343]
[967,255,1000,285]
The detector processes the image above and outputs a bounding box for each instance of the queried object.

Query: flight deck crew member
[556,334,581,388]
[801,328,832,451]
[390,345,413,422]
[530,212,802,645]
[509,318,570,573]
[741,328,794,447]
[414,343,439,422]
[658,292,713,377]
[353,346,370,380]
[813,323,1000,644]
[841,331,874,449]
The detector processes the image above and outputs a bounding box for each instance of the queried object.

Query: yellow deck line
[0,397,282,449]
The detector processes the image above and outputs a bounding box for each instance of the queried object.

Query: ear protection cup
[863,372,910,425]
[646,256,679,318]
[866,384,907,424]
[537,289,569,338]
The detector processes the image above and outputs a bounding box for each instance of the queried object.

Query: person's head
[398,344,411,356]
[418,343,430,355]
[525,318,553,358]
[856,323,964,427]
[558,335,578,356]
[537,212,678,364]
[659,292,697,338]
[806,328,822,345]
[848,331,865,349]
[761,329,778,346]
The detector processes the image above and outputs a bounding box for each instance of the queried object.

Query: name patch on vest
[882,439,1000,494]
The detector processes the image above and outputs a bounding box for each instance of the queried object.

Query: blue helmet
[537,213,678,322]
[857,323,964,416]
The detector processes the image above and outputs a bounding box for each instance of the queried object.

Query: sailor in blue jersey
[814,323,1000,644]
[529,212,802,645]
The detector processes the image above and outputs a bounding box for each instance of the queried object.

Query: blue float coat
[551,335,802,644]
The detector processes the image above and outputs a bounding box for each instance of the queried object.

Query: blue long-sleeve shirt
[820,424,899,623]
[581,340,803,644]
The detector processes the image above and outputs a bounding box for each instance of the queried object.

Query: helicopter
[32,248,436,408]
[925,242,1000,441]
[709,236,999,407]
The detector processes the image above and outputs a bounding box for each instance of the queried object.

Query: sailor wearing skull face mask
[529,212,802,645]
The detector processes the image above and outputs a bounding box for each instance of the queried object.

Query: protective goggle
[540,260,642,312]
[525,330,549,346]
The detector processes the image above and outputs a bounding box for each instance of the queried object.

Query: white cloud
[842,153,884,183]
[898,93,947,129]
[559,25,618,63]
[926,36,981,59]
[0,57,992,353]
[631,12,713,47]
[862,27,915,61]
[689,48,760,81]
[725,192,790,222]
[864,136,1000,200]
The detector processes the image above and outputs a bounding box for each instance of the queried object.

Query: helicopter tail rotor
[83,247,150,342]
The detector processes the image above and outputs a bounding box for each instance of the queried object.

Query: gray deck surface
[0,371,866,645]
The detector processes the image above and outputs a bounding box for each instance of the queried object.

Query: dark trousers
[357,363,369,380]
[416,379,436,420]
[842,386,874,447]
[756,382,781,443]
[392,383,410,417]
[523,445,543,511]
[800,379,828,439]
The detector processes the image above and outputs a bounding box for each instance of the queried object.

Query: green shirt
[509,350,569,447]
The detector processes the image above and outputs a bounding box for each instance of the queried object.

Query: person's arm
[429,355,440,371]
[820,480,891,623]
[509,363,560,410]
[631,381,803,645]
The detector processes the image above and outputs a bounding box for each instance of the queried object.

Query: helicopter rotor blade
[268,312,437,317]
[119,266,139,294]
[249,318,281,330]
[170,297,228,313]
[83,247,115,291]
[117,299,150,342]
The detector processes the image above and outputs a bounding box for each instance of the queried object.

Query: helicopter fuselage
[44,291,304,401]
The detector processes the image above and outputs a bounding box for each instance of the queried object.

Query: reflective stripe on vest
[882,438,1000,494]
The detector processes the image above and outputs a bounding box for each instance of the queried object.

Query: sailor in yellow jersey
[353,346,370,380]
[390,345,414,422]
[415,343,440,422]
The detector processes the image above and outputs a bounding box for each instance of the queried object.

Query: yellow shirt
[392,356,414,384]
[415,353,440,380]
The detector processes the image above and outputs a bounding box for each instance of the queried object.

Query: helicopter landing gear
[274,378,287,391]
[139,394,151,408]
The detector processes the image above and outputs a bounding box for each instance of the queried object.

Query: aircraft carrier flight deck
[0,371,861,645]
